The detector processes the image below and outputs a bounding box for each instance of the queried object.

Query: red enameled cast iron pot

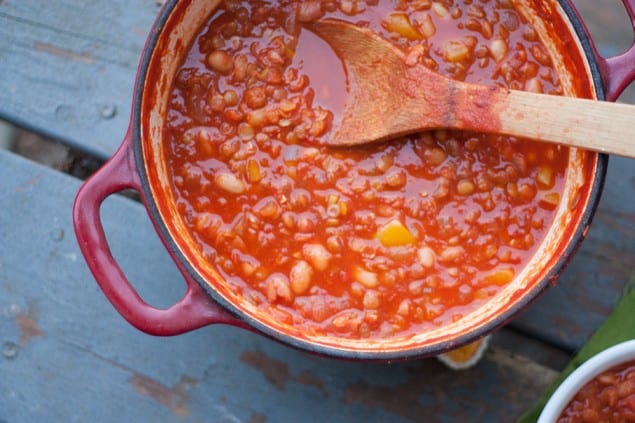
[73,0,635,361]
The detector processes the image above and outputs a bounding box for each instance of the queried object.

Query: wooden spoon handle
[455,87,635,158]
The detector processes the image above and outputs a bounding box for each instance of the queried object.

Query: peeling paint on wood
[248,412,267,423]
[129,374,198,417]
[342,378,434,422]
[295,370,329,397]
[240,350,328,396]
[15,302,42,346]
[241,350,289,390]
[14,175,41,193]
[33,42,95,64]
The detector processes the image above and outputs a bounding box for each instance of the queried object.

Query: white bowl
[538,339,635,422]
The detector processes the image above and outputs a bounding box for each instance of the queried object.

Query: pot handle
[593,0,635,101]
[72,128,245,335]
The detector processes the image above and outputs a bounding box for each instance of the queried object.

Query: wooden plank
[0,150,558,422]
[571,0,634,57]
[0,0,632,421]
[0,0,157,159]
[0,0,634,422]
[490,329,571,371]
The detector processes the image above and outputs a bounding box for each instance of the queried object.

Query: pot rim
[131,0,608,360]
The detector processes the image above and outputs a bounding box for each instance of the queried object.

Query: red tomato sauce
[559,361,635,423]
[163,0,569,339]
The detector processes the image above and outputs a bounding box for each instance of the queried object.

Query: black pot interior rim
[131,0,609,361]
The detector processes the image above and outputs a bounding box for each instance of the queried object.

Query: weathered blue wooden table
[0,1,634,421]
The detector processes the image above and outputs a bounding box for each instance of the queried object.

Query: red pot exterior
[73,0,635,360]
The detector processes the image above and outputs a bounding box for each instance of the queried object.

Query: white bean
[302,243,332,271]
[417,246,436,268]
[353,266,379,288]
[215,171,246,194]
[290,260,313,295]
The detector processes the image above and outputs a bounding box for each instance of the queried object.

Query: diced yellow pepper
[539,192,560,211]
[247,159,262,182]
[375,219,417,247]
[536,166,555,190]
[339,201,348,216]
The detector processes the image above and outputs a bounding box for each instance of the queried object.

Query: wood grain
[495,91,635,158]
[0,0,634,421]
[0,151,558,422]
[0,0,157,158]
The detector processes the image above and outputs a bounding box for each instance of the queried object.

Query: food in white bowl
[539,340,635,422]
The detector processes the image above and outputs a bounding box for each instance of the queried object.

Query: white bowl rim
[538,339,635,422]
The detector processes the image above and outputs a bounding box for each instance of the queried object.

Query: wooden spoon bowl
[306,19,635,159]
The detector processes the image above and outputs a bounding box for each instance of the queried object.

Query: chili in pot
[73,0,635,359]
[165,0,571,340]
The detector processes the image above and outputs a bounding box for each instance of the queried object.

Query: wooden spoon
[305,19,635,158]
